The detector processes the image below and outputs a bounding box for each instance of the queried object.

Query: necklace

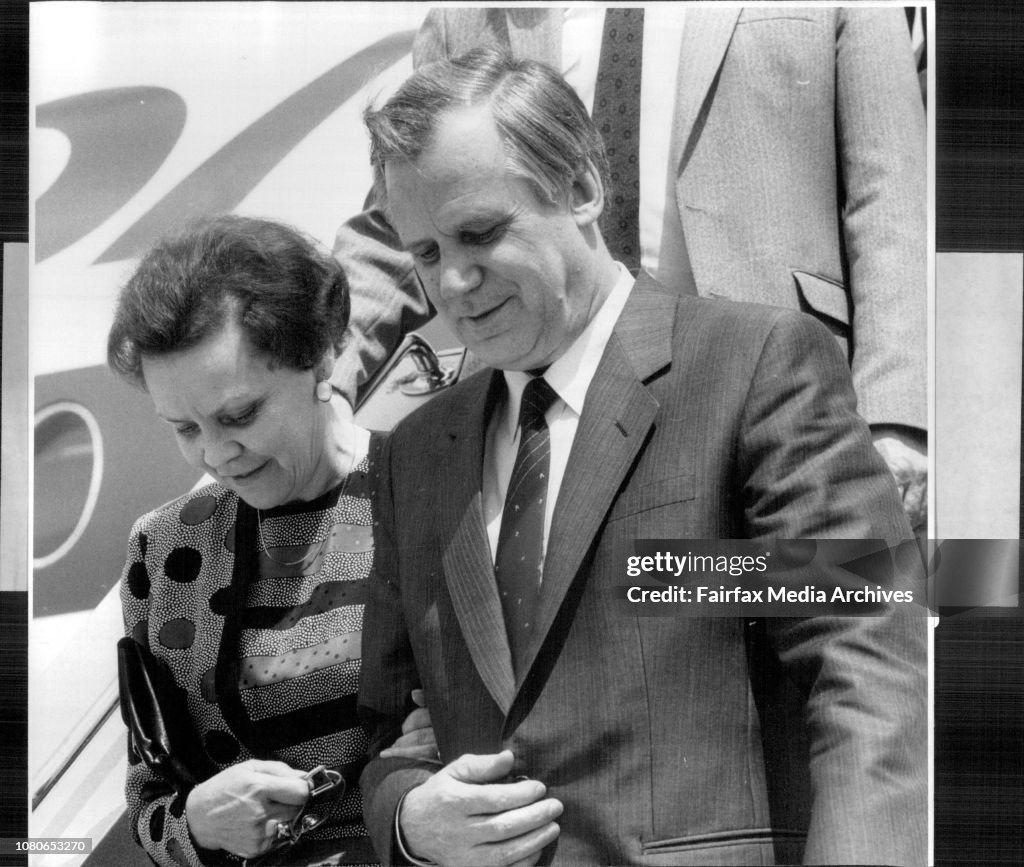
[256,443,360,568]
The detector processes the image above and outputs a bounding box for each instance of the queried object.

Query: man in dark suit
[334,6,928,531]
[359,49,926,866]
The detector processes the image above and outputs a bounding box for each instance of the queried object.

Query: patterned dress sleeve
[119,509,219,867]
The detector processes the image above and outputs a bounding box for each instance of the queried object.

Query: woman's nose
[202,433,243,473]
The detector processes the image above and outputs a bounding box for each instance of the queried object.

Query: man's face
[384,105,601,371]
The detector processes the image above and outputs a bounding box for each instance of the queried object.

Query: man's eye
[414,244,439,265]
[463,224,504,245]
[175,423,199,438]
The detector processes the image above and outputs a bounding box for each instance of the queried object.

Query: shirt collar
[502,263,635,437]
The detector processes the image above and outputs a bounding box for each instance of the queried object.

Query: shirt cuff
[394,790,439,866]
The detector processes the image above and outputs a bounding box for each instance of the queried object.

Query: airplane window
[33,402,104,569]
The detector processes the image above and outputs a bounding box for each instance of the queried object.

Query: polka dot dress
[120,434,385,867]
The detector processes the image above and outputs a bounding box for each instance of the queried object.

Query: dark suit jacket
[359,276,927,866]
[335,7,926,436]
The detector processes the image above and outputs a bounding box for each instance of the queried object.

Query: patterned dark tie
[494,376,559,675]
[592,6,645,273]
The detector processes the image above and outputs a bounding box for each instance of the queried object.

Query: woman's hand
[185,759,309,859]
[380,688,440,762]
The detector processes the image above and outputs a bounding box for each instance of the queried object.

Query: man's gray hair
[364,47,610,210]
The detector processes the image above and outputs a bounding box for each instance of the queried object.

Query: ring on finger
[275,820,293,842]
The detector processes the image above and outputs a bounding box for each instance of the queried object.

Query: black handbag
[116,636,216,798]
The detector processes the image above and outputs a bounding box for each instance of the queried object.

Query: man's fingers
[902,479,927,530]
[381,743,444,762]
[508,858,544,867]
[446,750,516,784]
[473,796,563,842]
[391,727,436,748]
[478,816,562,867]
[442,752,550,813]
[397,755,557,866]
[411,688,427,707]
[401,706,432,734]
[467,779,553,816]
[382,721,440,760]
[873,433,928,530]
[382,725,440,761]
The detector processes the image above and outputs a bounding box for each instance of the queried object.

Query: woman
[108,215,431,866]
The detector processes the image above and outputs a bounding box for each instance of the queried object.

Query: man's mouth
[465,297,510,326]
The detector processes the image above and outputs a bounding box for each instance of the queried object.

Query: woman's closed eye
[221,403,261,427]
[170,403,260,438]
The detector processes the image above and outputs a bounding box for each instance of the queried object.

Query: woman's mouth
[226,462,268,483]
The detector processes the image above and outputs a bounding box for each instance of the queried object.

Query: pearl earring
[315,380,333,403]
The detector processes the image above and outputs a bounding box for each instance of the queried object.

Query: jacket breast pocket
[736,9,815,24]
[640,830,802,867]
[607,473,696,523]
[731,10,824,105]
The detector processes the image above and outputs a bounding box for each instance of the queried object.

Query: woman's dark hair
[107,215,350,388]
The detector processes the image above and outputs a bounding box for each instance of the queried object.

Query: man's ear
[570,159,605,228]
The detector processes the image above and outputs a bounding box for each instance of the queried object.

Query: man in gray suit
[358,49,925,866]
[334,6,928,531]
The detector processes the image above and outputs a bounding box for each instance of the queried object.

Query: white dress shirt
[482,264,636,566]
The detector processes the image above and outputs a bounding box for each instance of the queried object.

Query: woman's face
[142,318,336,509]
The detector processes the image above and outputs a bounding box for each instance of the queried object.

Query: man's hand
[381,688,440,762]
[184,759,309,859]
[872,427,927,531]
[399,750,562,867]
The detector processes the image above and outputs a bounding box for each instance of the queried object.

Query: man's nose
[438,251,482,300]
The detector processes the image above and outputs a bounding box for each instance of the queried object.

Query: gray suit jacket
[334,7,926,435]
[359,277,927,866]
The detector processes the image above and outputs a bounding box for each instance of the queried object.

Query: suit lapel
[520,276,677,679]
[671,9,740,167]
[437,372,516,713]
[506,8,562,66]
